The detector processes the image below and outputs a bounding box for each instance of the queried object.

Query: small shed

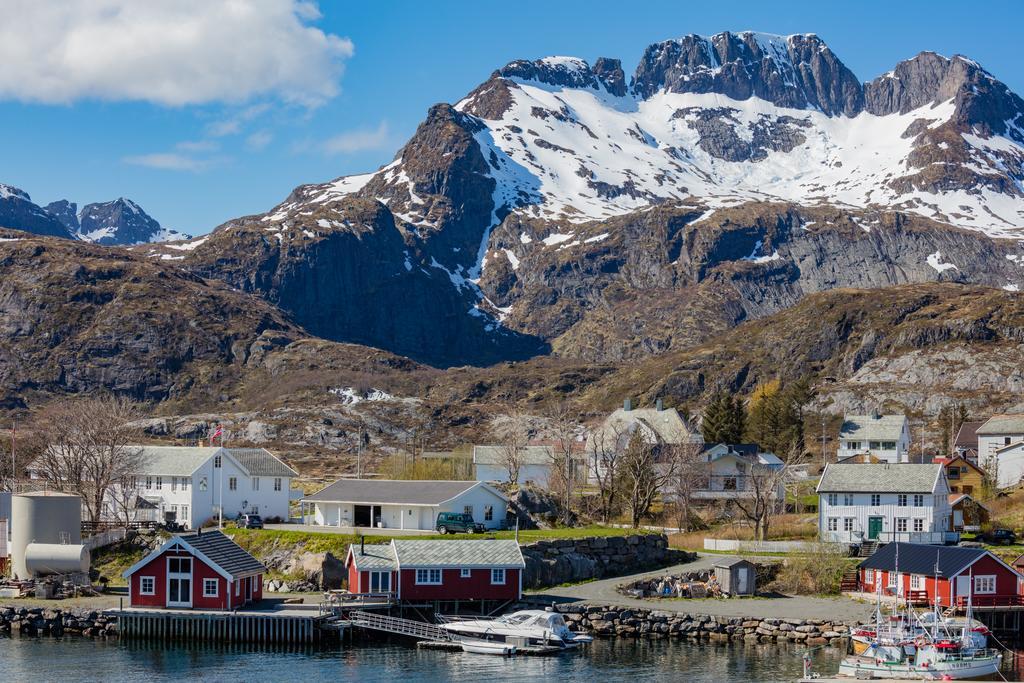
[713,557,757,596]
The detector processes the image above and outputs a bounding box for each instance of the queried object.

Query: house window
[415,568,442,585]
[882,442,896,449]
[910,574,924,590]
[913,494,924,507]
[870,494,881,506]
[847,441,860,450]
[491,568,506,585]
[199,477,208,491]
[252,478,260,491]
[865,569,874,584]
[369,571,391,593]
[235,580,240,596]
[827,518,838,531]
[887,572,897,588]
[140,576,155,595]
[274,478,282,492]
[843,493,854,506]
[215,455,222,468]
[155,476,162,490]
[948,468,960,480]
[181,505,189,522]
[203,579,219,598]
[182,478,188,490]
[913,518,924,532]
[461,568,472,578]
[145,476,153,490]
[229,477,237,491]
[963,485,974,495]
[827,494,838,506]
[843,518,855,532]
[484,505,493,521]
[1006,437,1013,446]
[463,505,473,516]
[870,441,881,449]
[130,476,138,490]
[897,494,908,507]
[974,576,996,594]
[896,518,908,533]
[171,477,177,492]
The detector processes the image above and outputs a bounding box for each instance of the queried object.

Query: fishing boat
[835,640,1001,680]
[439,609,593,649]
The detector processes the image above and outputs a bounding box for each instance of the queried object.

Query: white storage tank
[11,491,83,580]
[24,543,90,576]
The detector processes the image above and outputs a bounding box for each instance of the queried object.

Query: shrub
[769,544,854,595]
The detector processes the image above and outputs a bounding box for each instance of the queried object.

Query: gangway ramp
[348,610,453,642]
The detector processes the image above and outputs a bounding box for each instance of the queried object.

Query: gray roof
[349,544,397,570]
[954,421,984,449]
[839,414,907,441]
[227,448,297,478]
[303,479,504,505]
[473,445,554,466]
[977,414,1024,435]
[179,530,265,579]
[589,406,700,450]
[134,446,220,476]
[713,557,754,568]
[817,463,943,493]
[392,539,525,568]
[859,542,991,577]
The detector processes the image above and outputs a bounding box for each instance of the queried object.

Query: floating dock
[114,605,343,644]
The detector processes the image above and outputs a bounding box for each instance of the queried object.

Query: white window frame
[827,517,838,532]
[865,569,874,584]
[827,493,838,506]
[460,568,471,578]
[870,494,881,506]
[203,578,219,598]
[140,576,156,595]
[897,494,908,507]
[484,505,493,521]
[369,571,391,593]
[491,568,506,585]
[229,477,237,491]
[155,476,162,490]
[252,477,260,491]
[146,476,152,490]
[896,518,908,533]
[913,518,924,533]
[910,574,924,590]
[415,568,442,585]
[887,571,897,588]
[274,478,282,492]
[843,518,855,532]
[913,494,924,507]
[843,493,854,506]
[974,575,996,594]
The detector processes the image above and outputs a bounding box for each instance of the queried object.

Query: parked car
[980,528,1017,545]
[435,512,485,534]
[238,513,264,529]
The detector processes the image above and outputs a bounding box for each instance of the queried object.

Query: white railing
[348,610,453,641]
[819,530,954,545]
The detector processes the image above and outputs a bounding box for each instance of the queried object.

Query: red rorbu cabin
[345,538,524,604]
[858,542,1022,608]
[123,529,265,610]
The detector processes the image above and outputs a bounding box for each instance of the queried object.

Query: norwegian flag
[209,424,223,446]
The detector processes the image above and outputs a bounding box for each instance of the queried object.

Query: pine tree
[702,390,744,444]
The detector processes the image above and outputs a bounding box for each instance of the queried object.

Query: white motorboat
[460,639,517,656]
[440,610,593,649]
[836,640,1002,680]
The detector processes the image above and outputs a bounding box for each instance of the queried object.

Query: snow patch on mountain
[927,250,958,272]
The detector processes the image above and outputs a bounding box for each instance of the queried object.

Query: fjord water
[1,637,846,682]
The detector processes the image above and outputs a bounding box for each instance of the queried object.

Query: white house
[689,444,785,502]
[301,479,508,531]
[816,463,952,545]
[837,413,911,463]
[472,444,587,487]
[32,446,297,528]
[976,415,1024,489]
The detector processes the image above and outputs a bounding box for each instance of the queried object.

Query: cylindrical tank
[11,492,83,580]
[24,543,90,576]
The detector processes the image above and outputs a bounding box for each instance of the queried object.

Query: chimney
[197,526,202,536]
[624,398,633,412]
[360,535,365,555]
[656,398,664,412]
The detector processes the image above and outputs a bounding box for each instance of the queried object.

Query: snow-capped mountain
[0,184,76,239]
[169,31,1024,366]
[47,197,189,245]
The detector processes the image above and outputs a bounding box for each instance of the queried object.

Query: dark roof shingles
[180,530,265,579]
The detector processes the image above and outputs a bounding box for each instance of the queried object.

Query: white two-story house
[33,445,298,528]
[976,414,1024,489]
[837,413,911,463]
[816,463,952,545]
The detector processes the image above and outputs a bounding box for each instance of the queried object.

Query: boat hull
[837,655,1001,680]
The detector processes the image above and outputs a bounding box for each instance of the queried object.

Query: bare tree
[31,397,144,525]
[732,446,808,541]
[586,423,624,524]
[546,403,580,525]
[491,412,531,486]
[620,431,678,528]
[666,441,707,532]
[109,472,144,528]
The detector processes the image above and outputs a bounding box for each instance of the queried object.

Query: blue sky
[1,0,1022,235]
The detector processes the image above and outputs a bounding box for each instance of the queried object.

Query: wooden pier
[114,605,341,645]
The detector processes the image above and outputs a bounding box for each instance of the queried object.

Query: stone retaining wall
[554,603,851,647]
[521,533,695,589]
[0,606,118,638]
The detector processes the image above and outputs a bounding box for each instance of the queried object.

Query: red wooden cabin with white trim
[123,529,265,610]
[345,538,524,602]
[858,542,1022,607]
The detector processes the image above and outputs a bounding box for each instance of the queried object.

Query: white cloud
[206,103,272,138]
[246,130,273,151]
[0,1,353,107]
[323,122,390,155]
[176,140,220,153]
[122,153,213,172]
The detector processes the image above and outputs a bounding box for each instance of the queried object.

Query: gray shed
[713,557,757,596]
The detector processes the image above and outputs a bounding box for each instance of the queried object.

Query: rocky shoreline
[554,604,851,647]
[0,606,118,638]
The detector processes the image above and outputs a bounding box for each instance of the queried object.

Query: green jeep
[435,512,486,534]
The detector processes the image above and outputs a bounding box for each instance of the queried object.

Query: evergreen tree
[702,390,744,444]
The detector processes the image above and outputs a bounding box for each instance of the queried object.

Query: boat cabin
[858,542,1021,607]
[123,529,265,610]
[345,538,525,605]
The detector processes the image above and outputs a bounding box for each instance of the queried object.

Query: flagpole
[9,422,15,490]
